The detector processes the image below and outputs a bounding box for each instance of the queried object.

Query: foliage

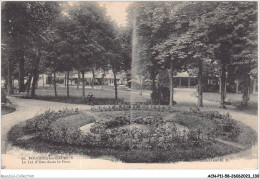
[8,108,256,163]
[2,2,62,95]
[185,107,240,141]
[38,113,206,150]
[91,104,176,113]
[1,89,8,103]
[25,108,79,133]
[129,2,257,106]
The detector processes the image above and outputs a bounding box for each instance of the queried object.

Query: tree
[2,2,61,97]
[68,2,114,101]
[206,2,257,108]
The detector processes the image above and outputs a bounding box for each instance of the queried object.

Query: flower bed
[38,112,205,150]
[25,108,79,134]
[7,107,257,163]
[185,107,240,141]
[91,104,177,113]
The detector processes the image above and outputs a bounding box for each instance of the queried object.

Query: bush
[1,89,7,103]
[203,84,219,92]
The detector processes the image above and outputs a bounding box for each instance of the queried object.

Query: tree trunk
[77,71,80,90]
[7,59,14,95]
[198,59,203,107]
[91,68,95,89]
[42,75,44,88]
[26,74,32,97]
[31,64,40,98]
[18,55,25,92]
[4,76,8,89]
[31,51,40,97]
[112,69,118,104]
[67,70,70,97]
[235,79,239,94]
[53,70,57,98]
[219,74,221,93]
[241,66,251,108]
[64,73,66,87]
[31,70,39,97]
[224,78,227,99]
[82,71,85,101]
[253,78,257,94]
[151,66,156,104]
[102,75,104,90]
[102,71,105,90]
[169,60,174,106]
[139,82,143,95]
[220,63,226,108]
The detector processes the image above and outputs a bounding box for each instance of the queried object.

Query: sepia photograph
[1,0,258,178]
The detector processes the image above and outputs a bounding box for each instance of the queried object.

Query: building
[37,70,127,87]
[172,71,197,88]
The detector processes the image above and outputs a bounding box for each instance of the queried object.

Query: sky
[66,1,131,26]
[98,2,131,26]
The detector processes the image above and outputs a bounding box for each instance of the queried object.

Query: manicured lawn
[32,86,149,104]
[202,92,258,115]
[50,111,96,130]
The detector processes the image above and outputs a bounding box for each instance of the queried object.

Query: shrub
[1,89,7,103]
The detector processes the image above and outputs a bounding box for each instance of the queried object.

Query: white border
[0,0,259,178]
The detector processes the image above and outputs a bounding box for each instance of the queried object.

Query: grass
[7,109,257,163]
[235,121,258,148]
[202,92,258,115]
[172,113,216,131]
[20,86,150,105]
[36,86,149,102]
[50,111,96,130]
[22,95,124,105]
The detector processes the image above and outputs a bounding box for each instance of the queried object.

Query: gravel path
[1,89,258,169]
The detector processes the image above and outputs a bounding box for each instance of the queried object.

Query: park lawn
[202,92,258,115]
[36,86,130,99]
[50,111,96,130]
[33,86,149,104]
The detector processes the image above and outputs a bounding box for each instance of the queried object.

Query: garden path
[1,89,258,169]
[1,96,91,154]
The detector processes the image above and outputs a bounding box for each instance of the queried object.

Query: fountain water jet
[130,10,139,120]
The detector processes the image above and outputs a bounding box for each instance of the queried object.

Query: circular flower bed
[7,107,257,163]
[72,115,204,150]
